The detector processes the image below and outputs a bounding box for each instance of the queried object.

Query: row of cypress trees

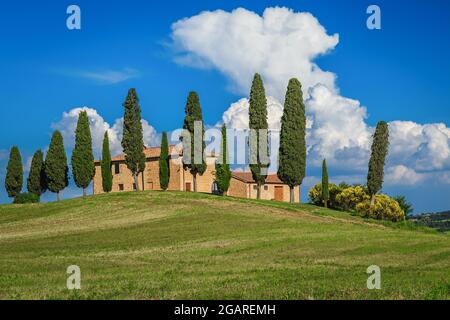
[4,111,96,201]
[177,74,307,202]
[98,87,389,204]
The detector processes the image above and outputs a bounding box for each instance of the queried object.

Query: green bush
[393,195,413,216]
[13,193,40,204]
[356,194,405,222]
[335,186,369,211]
[308,183,342,209]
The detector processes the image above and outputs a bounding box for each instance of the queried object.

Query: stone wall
[228,178,248,198]
[247,183,300,202]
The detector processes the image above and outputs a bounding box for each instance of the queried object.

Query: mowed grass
[0,191,448,300]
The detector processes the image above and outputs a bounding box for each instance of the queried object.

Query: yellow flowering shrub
[356,194,405,222]
[335,186,369,211]
[308,183,341,209]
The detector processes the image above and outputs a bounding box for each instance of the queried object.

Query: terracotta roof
[231,172,284,184]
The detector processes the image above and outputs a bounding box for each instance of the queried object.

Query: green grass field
[0,191,448,300]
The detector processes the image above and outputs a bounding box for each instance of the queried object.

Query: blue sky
[0,0,449,212]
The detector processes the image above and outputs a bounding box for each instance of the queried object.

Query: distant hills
[409,211,450,232]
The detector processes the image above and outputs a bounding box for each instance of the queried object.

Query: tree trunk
[83,188,87,197]
[56,191,60,202]
[289,187,294,203]
[193,174,197,192]
[134,174,139,192]
[256,185,261,200]
[299,185,302,204]
[324,200,328,208]
[370,194,376,206]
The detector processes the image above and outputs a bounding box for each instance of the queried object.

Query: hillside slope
[0,191,448,300]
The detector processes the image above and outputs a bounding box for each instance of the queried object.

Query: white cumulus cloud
[389,121,450,171]
[306,84,371,168]
[52,107,160,158]
[220,96,284,130]
[385,165,427,186]
[172,7,338,101]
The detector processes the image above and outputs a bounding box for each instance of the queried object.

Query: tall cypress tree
[322,159,329,208]
[101,131,113,193]
[159,132,170,191]
[277,78,307,203]
[5,146,23,198]
[45,131,68,201]
[121,88,146,191]
[367,121,390,205]
[27,150,47,196]
[182,91,206,192]
[215,124,231,196]
[249,73,269,199]
[71,111,95,197]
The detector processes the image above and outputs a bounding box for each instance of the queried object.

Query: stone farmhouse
[93,146,300,202]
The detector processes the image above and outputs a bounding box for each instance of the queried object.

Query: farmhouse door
[185,182,192,192]
[274,186,284,202]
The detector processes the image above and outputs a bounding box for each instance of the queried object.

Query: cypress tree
[277,78,307,203]
[182,91,206,192]
[101,131,113,193]
[27,150,47,196]
[159,132,170,191]
[367,121,390,205]
[249,73,269,199]
[45,131,68,201]
[215,125,231,196]
[71,111,95,197]
[5,146,23,198]
[322,159,329,208]
[121,88,146,191]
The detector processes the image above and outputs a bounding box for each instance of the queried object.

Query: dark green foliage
[27,150,47,196]
[182,91,206,192]
[45,131,68,201]
[13,192,40,204]
[71,111,95,196]
[101,131,113,193]
[5,146,23,198]
[121,88,146,191]
[410,211,450,232]
[159,132,170,191]
[249,73,269,199]
[215,125,232,195]
[394,195,413,216]
[278,78,306,203]
[322,159,329,207]
[367,121,389,203]
[338,182,351,190]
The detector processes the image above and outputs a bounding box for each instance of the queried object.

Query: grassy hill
[0,191,448,300]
